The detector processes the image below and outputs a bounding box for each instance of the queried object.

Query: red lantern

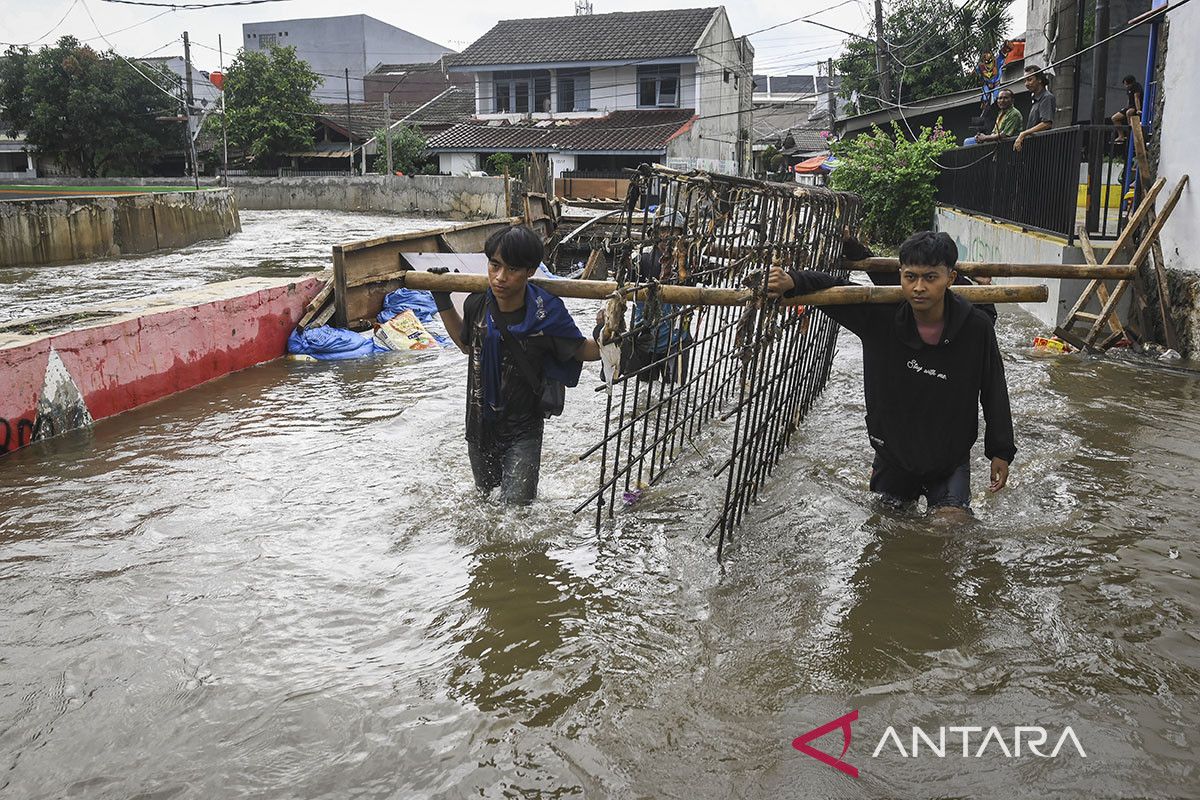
[209,70,224,91]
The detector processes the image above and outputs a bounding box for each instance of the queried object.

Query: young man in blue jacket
[767,231,1015,514]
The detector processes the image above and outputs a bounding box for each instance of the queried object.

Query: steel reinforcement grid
[574,165,861,558]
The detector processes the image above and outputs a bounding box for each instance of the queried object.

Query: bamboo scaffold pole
[396,270,1050,306]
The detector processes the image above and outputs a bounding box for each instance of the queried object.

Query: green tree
[837,0,1010,113]
[830,120,957,245]
[224,45,320,164]
[0,37,180,176]
[369,125,431,174]
[485,152,528,176]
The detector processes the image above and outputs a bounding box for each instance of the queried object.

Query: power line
[97,0,295,7]
[1,0,79,47]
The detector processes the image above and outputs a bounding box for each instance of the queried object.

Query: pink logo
[793,710,859,778]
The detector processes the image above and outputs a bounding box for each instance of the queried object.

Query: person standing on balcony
[1111,75,1144,144]
[1014,67,1056,152]
[964,89,1023,146]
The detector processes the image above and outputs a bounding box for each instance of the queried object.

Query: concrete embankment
[227,175,508,219]
[0,274,323,454]
[12,175,510,219]
[0,189,240,268]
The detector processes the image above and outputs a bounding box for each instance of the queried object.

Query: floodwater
[2,292,1199,795]
[0,210,450,324]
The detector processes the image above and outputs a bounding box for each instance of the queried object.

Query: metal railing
[935,125,1128,244]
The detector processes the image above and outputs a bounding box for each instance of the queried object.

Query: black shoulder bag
[489,301,566,419]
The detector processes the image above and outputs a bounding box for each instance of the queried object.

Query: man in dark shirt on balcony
[1111,75,1143,144]
[1014,67,1056,152]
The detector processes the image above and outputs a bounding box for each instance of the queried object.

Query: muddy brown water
[1,225,1199,797]
[0,210,451,324]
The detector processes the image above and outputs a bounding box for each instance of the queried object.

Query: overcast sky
[0,0,1028,76]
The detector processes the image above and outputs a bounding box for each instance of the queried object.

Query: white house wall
[1157,5,1199,278]
[439,153,478,175]
[675,8,751,174]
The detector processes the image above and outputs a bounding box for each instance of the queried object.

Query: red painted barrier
[1,275,324,453]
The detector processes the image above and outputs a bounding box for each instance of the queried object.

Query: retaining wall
[10,175,511,218]
[0,189,240,268]
[0,274,324,454]
[227,175,508,218]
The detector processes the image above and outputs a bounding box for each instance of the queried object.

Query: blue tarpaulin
[287,326,388,360]
[378,288,440,323]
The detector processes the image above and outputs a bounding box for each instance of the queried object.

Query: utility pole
[219,34,228,186]
[345,67,354,175]
[873,0,892,104]
[383,93,394,175]
[826,57,836,126]
[1089,0,1110,125]
[182,31,199,188]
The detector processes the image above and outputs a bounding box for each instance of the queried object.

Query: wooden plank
[1131,116,1179,350]
[297,280,334,329]
[1077,228,1124,337]
[1084,176,1189,345]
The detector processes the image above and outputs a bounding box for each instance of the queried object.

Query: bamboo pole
[844,257,1137,280]
[396,270,1049,306]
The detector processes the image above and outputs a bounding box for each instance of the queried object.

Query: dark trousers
[869,454,972,511]
[467,433,543,505]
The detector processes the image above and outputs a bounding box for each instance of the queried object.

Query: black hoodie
[786,269,1016,481]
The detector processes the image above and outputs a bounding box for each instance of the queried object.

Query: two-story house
[425,7,754,178]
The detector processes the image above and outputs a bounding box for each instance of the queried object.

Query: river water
[0,210,449,324]
[1,217,1198,797]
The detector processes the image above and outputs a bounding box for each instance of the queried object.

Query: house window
[492,70,552,113]
[557,68,590,112]
[258,33,277,49]
[638,65,680,108]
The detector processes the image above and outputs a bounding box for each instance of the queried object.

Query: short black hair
[998,88,1014,98]
[899,231,958,270]
[1024,65,1049,87]
[1122,74,1137,84]
[483,225,544,271]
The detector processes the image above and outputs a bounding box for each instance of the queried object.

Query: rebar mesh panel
[575,166,861,557]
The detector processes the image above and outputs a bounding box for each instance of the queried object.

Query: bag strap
[487,297,543,394]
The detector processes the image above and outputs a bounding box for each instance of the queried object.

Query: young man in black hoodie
[767,231,1015,515]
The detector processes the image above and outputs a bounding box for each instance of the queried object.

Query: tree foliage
[369,125,433,174]
[830,120,957,245]
[0,37,180,176]
[485,152,528,177]
[224,45,320,164]
[836,0,1010,113]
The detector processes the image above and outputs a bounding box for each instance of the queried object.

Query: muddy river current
[1,211,1197,798]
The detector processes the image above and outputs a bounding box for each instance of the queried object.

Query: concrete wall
[1155,5,1200,355]
[936,206,1074,328]
[242,15,450,103]
[0,275,323,454]
[681,8,753,174]
[228,175,506,218]
[0,189,240,268]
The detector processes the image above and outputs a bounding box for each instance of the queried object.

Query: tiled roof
[401,87,476,128]
[453,8,719,67]
[426,109,696,153]
[317,102,422,140]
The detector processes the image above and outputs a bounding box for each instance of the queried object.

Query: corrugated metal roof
[453,8,718,67]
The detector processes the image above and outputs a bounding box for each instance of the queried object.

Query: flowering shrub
[830,120,958,245]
